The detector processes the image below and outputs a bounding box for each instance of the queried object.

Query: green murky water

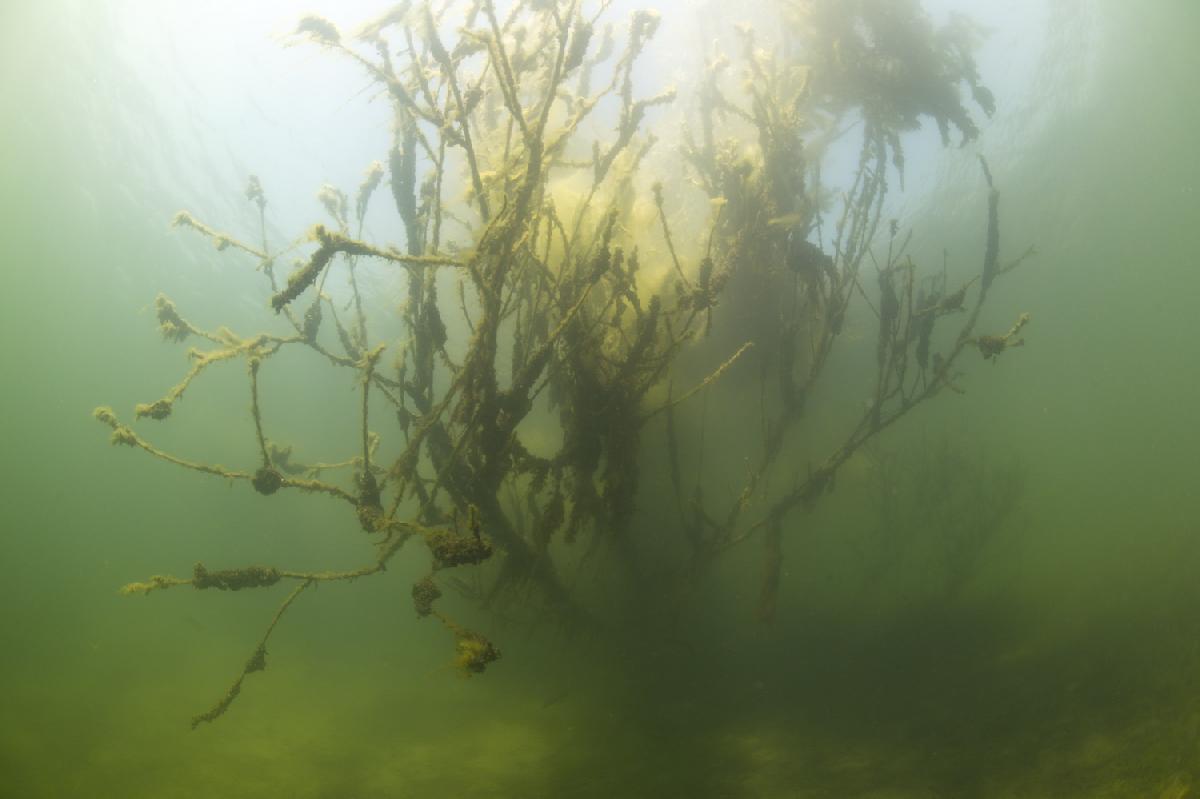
[2,1,1199,796]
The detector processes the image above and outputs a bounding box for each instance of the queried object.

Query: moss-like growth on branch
[192,563,281,591]
[426,530,494,570]
[454,629,501,676]
[412,577,442,617]
[251,466,283,495]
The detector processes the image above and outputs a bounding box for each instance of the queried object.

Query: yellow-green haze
[2,1,1199,796]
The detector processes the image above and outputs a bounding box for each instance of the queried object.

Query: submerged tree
[94,0,1033,726]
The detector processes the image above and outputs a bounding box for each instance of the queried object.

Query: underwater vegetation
[92,0,1033,726]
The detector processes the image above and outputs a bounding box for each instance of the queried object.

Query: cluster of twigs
[853,435,1028,606]
[95,0,1034,726]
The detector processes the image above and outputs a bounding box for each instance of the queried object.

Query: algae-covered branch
[94,0,1033,725]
